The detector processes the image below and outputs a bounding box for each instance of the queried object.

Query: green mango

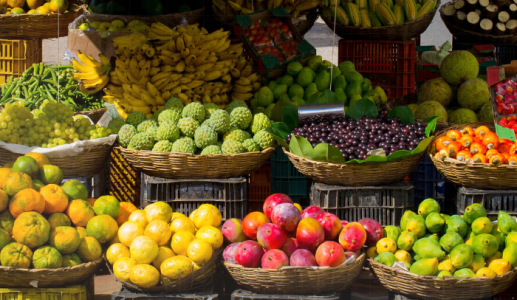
[361,78,372,93]
[503,241,517,268]
[291,96,305,106]
[414,254,421,261]
[279,75,294,87]
[250,95,259,108]
[348,94,362,107]
[339,61,356,72]
[406,215,426,238]
[331,66,342,82]
[491,228,505,251]
[454,268,477,278]
[397,231,418,251]
[410,257,439,276]
[343,70,363,85]
[307,56,323,71]
[450,244,474,269]
[362,90,379,102]
[440,232,464,253]
[319,60,332,71]
[333,75,347,91]
[437,270,453,278]
[334,88,348,105]
[440,214,450,223]
[315,70,331,91]
[426,212,445,233]
[401,210,417,231]
[423,233,440,243]
[472,234,499,258]
[469,254,486,273]
[272,84,288,100]
[268,80,278,91]
[288,84,305,99]
[506,232,517,246]
[374,252,396,267]
[265,104,275,118]
[304,83,319,102]
[279,93,291,104]
[374,86,388,105]
[472,217,493,235]
[384,226,402,242]
[287,61,303,77]
[463,203,487,225]
[498,211,516,235]
[403,261,412,269]
[345,82,362,99]
[413,238,446,260]
[296,67,314,88]
[446,215,468,237]
[418,198,441,219]
[253,107,266,114]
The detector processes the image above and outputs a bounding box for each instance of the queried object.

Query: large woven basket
[440,0,517,44]
[107,247,222,293]
[283,148,424,186]
[428,122,517,190]
[320,0,439,41]
[0,257,102,288]
[224,253,365,295]
[0,3,84,39]
[369,258,517,300]
[75,107,107,124]
[0,143,113,178]
[117,147,275,179]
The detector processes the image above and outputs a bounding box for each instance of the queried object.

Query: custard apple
[156,123,180,142]
[126,112,146,127]
[201,145,222,155]
[201,119,212,127]
[146,127,158,137]
[165,97,184,113]
[182,102,205,123]
[204,103,219,119]
[152,140,173,152]
[243,139,260,152]
[107,118,125,134]
[157,109,181,125]
[223,127,251,143]
[230,107,252,130]
[137,119,158,133]
[171,138,196,154]
[209,110,231,134]
[194,125,218,149]
[153,108,165,120]
[128,132,155,150]
[177,118,199,138]
[250,113,272,134]
[253,130,276,150]
[226,100,248,114]
[117,124,137,148]
[222,140,247,154]
[180,137,196,151]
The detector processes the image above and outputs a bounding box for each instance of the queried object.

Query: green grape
[41,143,47,148]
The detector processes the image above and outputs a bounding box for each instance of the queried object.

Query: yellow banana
[150,67,160,76]
[232,92,253,101]
[141,93,158,105]
[214,39,231,53]
[151,58,161,67]
[241,65,253,78]
[115,69,131,85]
[147,82,161,98]
[204,70,223,81]
[156,96,166,105]
[183,34,195,49]
[235,77,251,85]
[233,84,253,93]
[163,81,180,91]
[230,68,241,78]
[248,73,259,83]
[175,60,186,73]
[140,60,151,78]
[151,72,171,84]
[72,69,103,81]
[171,86,182,95]
[185,80,204,89]
[77,51,102,68]
[99,53,111,66]
[194,87,205,94]
[235,57,247,71]
[176,36,185,52]
[162,91,171,100]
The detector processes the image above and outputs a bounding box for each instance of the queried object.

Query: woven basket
[107,247,222,293]
[440,0,517,44]
[0,143,113,178]
[0,3,84,39]
[0,257,102,288]
[75,107,107,124]
[116,146,275,179]
[369,258,517,300]
[428,122,517,190]
[320,0,439,41]
[292,8,319,37]
[283,148,424,186]
[224,253,365,295]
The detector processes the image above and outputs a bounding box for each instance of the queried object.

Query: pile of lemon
[105,202,223,288]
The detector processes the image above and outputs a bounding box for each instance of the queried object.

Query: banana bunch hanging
[72,51,111,95]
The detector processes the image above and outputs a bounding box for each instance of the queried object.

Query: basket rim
[0,257,103,273]
[0,4,84,18]
[116,146,276,157]
[84,5,206,17]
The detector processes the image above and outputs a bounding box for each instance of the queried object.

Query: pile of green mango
[250,55,388,120]
[370,198,517,279]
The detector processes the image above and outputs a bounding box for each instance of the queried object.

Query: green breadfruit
[107,118,125,134]
[164,97,184,113]
[137,119,158,133]
[171,138,195,154]
[155,123,180,142]
[203,103,219,119]
[128,132,155,150]
[243,139,260,152]
[157,109,181,125]
[226,100,248,114]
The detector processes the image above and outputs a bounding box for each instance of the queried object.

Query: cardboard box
[416,45,498,87]
[233,6,316,80]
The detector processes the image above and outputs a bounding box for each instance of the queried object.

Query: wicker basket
[0,143,113,178]
[428,122,517,190]
[0,257,102,288]
[224,253,365,295]
[107,247,222,293]
[116,146,275,179]
[320,0,439,41]
[0,3,84,39]
[440,0,517,44]
[283,148,424,186]
[75,107,107,124]
[369,258,517,300]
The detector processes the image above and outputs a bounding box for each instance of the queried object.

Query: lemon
[170,216,196,235]
[130,236,159,264]
[187,239,213,265]
[27,9,36,14]
[78,23,90,31]
[192,262,202,271]
[128,211,148,230]
[145,202,173,223]
[489,259,511,275]
[118,221,144,247]
[113,257,137,282]
[106,243,130,265]
[145,220,172,246]
[487,251,502,265]
[109,233,121,246]
[129,264,160,288]
[476,267,497,277]
[376,238,397,254]
[195,226,223,249]
[111,19,125,28]
[190,204,222,229]
[366,246,378,259]
[394,250,412,263]
[161,256,193,280]
[153,246,175,269]
[90,21,101,29]
[171,231,196,256]
[127,20,140,28]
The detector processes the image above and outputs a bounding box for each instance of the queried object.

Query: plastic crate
[271,148,305,179]
[141,176,247,220]
[0,278,93,300]
[457,187,517,218]
[310,181,414,226]
[110,146,141,207]
[232,290,340,300]
[112,288,218,300]
[452,37,516,65]
[0,38,42,85]
[248,162,271,214]
[410,155,445,205]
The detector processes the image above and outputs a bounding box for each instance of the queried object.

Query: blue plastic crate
[410,155,445,205]
[271,178,308,197]
[271,148,305,179]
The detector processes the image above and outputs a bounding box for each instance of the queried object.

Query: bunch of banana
[212,0,321,22]
[72,50,111,95]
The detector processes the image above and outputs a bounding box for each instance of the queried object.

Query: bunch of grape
[0,100,112,148]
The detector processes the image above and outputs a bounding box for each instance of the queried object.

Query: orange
[49,226,80,254]
[26,0,42,9]
[47,212,71,230]
[49,0,67,13]
[294,203,303,213]
[129,264,160,288]
[0,210,14,235]
[12,156,39,178]
[75,236,102,262]
[152,246,175,269]
[12,211,50,248]
[113,257,137,282]
[66,200,94,227]
[0,168,13,188]
[145,202,173,223]
[161,256,193,280]
[32,245,63,269]
[86,215,118,243]
[0,242,32,268]
[0,228,10,251]
[76,227,87,239]
[86,198,96,207]
[40,184,69,214]
[0,189,8,212]
[171,231,195,256]
[130,236,159,264]
[106,243,130,265]
[187,239,212,265]
[116,202,137,226]
[195,226,223,249]
[24,152,49,168]
[145,220,172,246]
[6,0,24,8]
[9,188,45,218]
[32,179,45,191]
[190,204,222,229]
[61,180,88,201]
[128,210,147,229]
[2,162,13,168]
[3,172,33,197]
[118,221,144,247]
[170,216,196,235]
[62,253,82,267]
[35,5,49,13]
[39,165,63,185]
[93,195,120,219]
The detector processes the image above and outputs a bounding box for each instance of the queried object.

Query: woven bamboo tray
[0,143,113,178]
[0,3,84,39]
[224,252,365,295]
[428,122,517,190]
[107,247,222,293]
[320,0,439,41]
[0,257,102,288]
[440,0,517,44]
[75,107,106,124]
[117,146,276,179]
[283,148,424,186]
[369,258,517,300]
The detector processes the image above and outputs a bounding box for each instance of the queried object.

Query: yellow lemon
[106,243,130,265]
[487,251,502,265]
[438,257,455,273]
[113,257,137,282]
[172,212,186,219]
[366,246,378,259]
[170,216,196,235]
[187,239,213,265]
[394,250,412,263]
[128,211,148,229]
[489,259,511,275]
[376,238,397,254]
[161,255,193,280]
[190,204,222,229]
[76,227,87,239]
[129,264,160,288]
[171,231,196,256]
[145,220,172,246]
[476,267,497,277]
[195,226,223,250]
[145,202,173,223]
[109,233,121,246]
[153,246,175,269]
[130,236,159,264]
[118,221,144,247]
[193,262,202,271]
[111,19,125,28]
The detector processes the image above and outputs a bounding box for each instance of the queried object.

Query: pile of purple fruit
[286,111,428,161]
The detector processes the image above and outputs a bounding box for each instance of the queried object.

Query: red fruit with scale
[257,223,286,250]
[315,241,346,267]
[281,237,298,257]
[301,206,325,219]
[222,219,247,243]
[339,222,367,252]
[261,249,289,269]
[316,212,343,240]
[358,218,384,247]
[242,212,269,240]
[290,249,318,266]
[223,242,242,264]
[296,218,325,252]
[341,220,349,227]
[234,240,264,268]
[263,193,293,220]
[271,203,301,232]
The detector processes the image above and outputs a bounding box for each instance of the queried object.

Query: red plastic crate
[248,162,271,213]
[362,72,416,100]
